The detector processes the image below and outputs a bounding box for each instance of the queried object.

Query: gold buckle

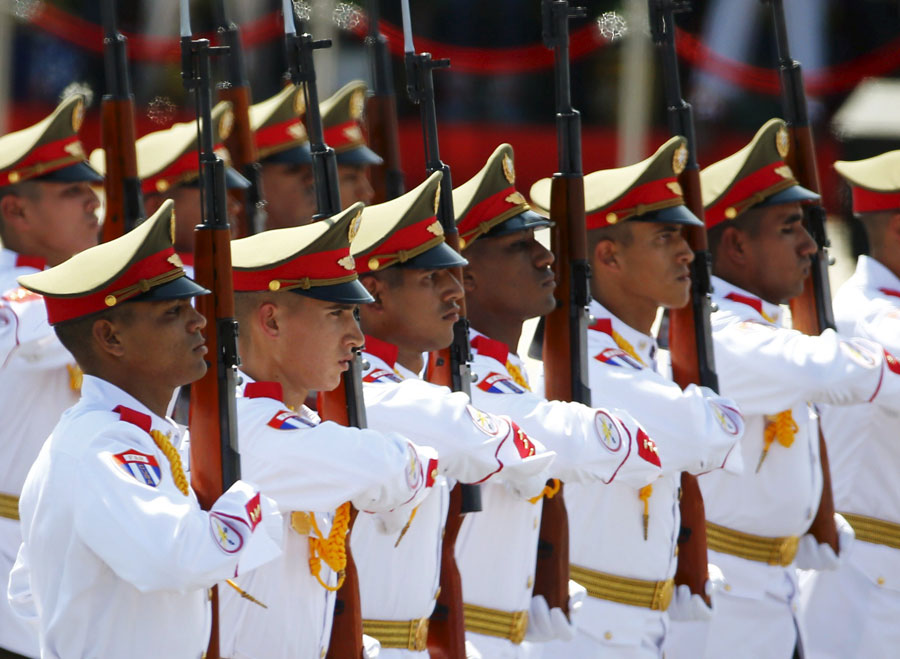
[775,536,799,566]
[411,617,429,651]
[510,610,528,644]
[651,579,674,611]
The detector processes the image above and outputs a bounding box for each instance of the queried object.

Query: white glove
[667,563,726,622]
[211,480,284,575]
[362,633,381,658]
[464,640,483,659]
[525,580,586,642]
[794,513,855,571]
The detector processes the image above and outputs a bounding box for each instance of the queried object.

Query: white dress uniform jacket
[352,337,556,659]
[456,328,669,658]
[696,276,900,659]
[0,250,78,657]
[219,375,437,659]
[800,255,900,658]
[8,375,278,659]
[542,301,743,659]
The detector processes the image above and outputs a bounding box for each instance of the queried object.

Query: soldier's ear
[591,237,621,272]
[461,266,476,295]
[0,193,27,231]
[359,275,383,309]
[92,317,125,358]
[718,225,748,265]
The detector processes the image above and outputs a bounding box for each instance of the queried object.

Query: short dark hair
[587,221,634,256]
[359,267,404,288]
[54,305,135,371]
[707,207,764,262]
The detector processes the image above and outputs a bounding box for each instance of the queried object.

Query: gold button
[724,584,732,592]
[604,631,613,640]
[674,546,679,556]
[104,295,117,307]
[878,577,886,586]
[8,171,20,183]
[435,586,441,599]
[368,258,380,271]
[459,238,467,250]
[320,647,326,658]
[269,280,281,291]
[430,468,438,480]
[606,212,618,224]
[533,517,539,529]
[725,207,737,219]
[156,179,170,192]
[526,575,534,588]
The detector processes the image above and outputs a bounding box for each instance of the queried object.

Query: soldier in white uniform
[348,172,561,657]
[7,201,281,659]
[0,95,103,658]
[89,101,250,261]
[321,81,382,208]
[246,84,317,230]
[450,143,705,658]
[798,150,900,658]
[688,118,900,658]
[219,202,439,659]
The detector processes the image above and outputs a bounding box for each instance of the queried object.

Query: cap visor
[225,167,252,190]
[754,184,821,208]
[37,161,104,184]
[482,209,554,239]
[402,242,468,270]
[336,145,384,166]
[631,204,704,227]
[291,279,374,304]
[131,275,210,302]
[262,144,312,166]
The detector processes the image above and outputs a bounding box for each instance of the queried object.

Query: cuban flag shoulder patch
[594,348,642,370]
[267,410,315,430]
[112,450,162,488]
[476,371,525,394]
[363,368,403,384]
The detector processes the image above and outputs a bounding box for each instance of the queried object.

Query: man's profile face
[8,181,100,264]
[733,202,815,304]
[338,164,374,207]
[361,267,463,353]
[261,163,317,229]
[463,228,556,322]
[113,298,208,389]
[611,222,694,310]
[272,294,364,393]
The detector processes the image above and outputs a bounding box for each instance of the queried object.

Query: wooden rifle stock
[365,0,404,203]
[667,169,714,603]
[318,383,365,659]
[219,84,264,237]
[100,0,144,241]
[182,28,242,659]
[366,92,404,204]
[100,98,142,241]
[424,232,469,659]
[766,0,839,553]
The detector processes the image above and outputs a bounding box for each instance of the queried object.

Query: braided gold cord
[308,502,351,591]
[149,429,189,496]
[528,478,560,504]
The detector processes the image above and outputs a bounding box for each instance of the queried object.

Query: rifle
[213,0,266,237]
[400,2,481,656]
[532,0,592,618]
[180,4,242,658]
[649,0,717,603]
[364,0,405,202]
[100,0,144,240]
[763,0,839,553]
[283,5,368,656]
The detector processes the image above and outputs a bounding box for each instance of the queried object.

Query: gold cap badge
[348,209,363,242]
[775,126,790,159]
[350,89,365,120]
[672,143,688,175]
[502,153,516,184]
[71,98,85,132]
[219,110,235,141]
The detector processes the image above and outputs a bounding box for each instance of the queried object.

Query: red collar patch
[244,381,284,402]
[470,334,509,365]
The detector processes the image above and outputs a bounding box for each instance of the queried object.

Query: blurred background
[4,0,900,266]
